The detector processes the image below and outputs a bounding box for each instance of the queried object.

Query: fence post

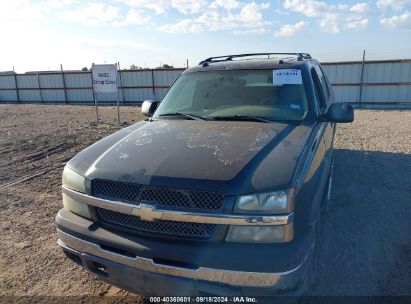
[115,63,121,125]
[61,64,68,104]
[13,66,20,103]
[118,61,125,105]
[151,69,156,101]
[91,64,99,123]
[37,73,43,103]
[358,49,366,108]
[90,68,97,105]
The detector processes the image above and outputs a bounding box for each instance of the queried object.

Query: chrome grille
[92,179,224,212]
[96,208,217,239]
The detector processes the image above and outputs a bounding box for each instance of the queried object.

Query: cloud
[0,1,44,22]
[350,3,368,13]
[239,2,270,23]
[283,0,326,17]
[116,0,169,15]
[233,28,268,35]
[159,19,204,33]
[59,2,120,27]
[282,0,370,33]
[112,9,151,27]
[346,18,369,29]
[44,0,77,9]
[160,2,271,34]
[210,0,242,10]
[171,0,208,14]
[117,0,207,15]
[274,21,307,37]
[380,10,411,28]
[376,0,411,10]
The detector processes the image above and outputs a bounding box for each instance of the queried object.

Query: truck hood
[68,120,312,194]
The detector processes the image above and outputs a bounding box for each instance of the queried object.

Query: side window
[311,68,326,111]
[319,65,333,102]
[314,65,330,101]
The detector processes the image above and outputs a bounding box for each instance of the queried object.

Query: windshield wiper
[158,112,206,120]
[211,115,272,123]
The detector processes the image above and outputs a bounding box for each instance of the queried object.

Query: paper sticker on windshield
[273,69,302,85]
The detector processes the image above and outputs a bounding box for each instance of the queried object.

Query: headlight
[62,166,91,219]
[226,224,293,243]
[234,189,295,214]
[63,193,92,219]
[62,166,86,193]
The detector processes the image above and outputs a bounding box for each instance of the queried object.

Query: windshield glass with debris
[154,69,309,122]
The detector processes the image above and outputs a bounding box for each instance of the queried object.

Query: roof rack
[198,53,312,66]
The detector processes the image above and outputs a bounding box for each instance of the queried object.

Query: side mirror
[324,102,354,123]
[141,100,159,117]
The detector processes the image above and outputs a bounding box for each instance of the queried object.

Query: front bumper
[56,208,314,296]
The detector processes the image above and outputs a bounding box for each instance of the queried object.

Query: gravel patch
[317,110,411,296]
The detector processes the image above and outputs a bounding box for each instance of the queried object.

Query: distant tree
[156,64,174,69]
[81,67,88,71]
[130,64,144,70]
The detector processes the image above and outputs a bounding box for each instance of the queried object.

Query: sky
[1,0,410,72]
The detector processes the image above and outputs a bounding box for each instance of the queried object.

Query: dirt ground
[0,105,410,303]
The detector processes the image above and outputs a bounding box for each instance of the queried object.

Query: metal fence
[0,68,184,104]
[322,59,411,107]
[0,59,410,107]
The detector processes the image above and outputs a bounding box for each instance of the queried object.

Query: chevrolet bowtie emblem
[131,203,162,222]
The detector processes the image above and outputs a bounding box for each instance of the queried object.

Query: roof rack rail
[198,53,311,65]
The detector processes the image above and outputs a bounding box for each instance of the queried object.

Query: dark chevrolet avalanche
[56,53,354,297]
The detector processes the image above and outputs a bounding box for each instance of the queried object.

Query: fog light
[225,224,293,243]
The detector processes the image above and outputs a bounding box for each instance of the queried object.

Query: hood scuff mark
[135,137,153,145]
[177,125,277,165]
[127,121,171,146]
[119,153,129,160]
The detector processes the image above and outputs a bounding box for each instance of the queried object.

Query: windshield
[153,69,309,122]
